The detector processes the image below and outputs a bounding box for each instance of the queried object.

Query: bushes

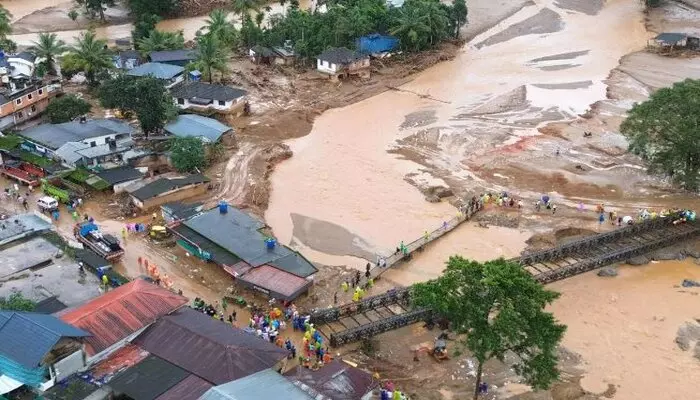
[46,95,92,123]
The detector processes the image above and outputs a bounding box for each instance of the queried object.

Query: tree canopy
[76,0,116,21]
[128,0,178,17]
[170,136,207,172]
[136,28,185,54]
[0,5,16,53]
[620,79,700,191]
[46,95,92,123]
[189,33,230,82]
[98,75,177,134]
[412,257,566,399]
[0,293,36,312]
[204,9,238,46]
[30,33,69,75]
[69,30,113,84]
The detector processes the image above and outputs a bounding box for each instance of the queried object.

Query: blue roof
[0,312,90,368]
[127,62,184,80]
[199,369,311,400]
[163,114,232,143]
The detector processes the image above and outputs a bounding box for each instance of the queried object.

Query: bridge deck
[313,217,699,346]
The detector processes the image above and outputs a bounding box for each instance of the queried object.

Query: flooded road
[1,0,312,46]
[266,0,650,257]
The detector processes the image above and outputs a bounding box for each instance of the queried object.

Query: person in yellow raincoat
[341,281,349,292]
[352,291,360,302]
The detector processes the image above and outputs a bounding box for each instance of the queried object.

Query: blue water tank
[265,238,276,249]
[218,201,228,214]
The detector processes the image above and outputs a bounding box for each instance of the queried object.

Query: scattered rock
[425,194,440,203]
[597,266,618,277]
[683,242,700,258]
[626,256,649,266]
[651,249,683,261]
[675,322,700,351]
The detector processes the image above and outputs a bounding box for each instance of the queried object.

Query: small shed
[650,33,700,50]
[249,45,275,64]
[272,46,296,65]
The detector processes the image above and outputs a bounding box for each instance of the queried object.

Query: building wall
[13,97,50,125]
[0,83,59,119]
[132,182,208,210]
[174,96,246,114]
[316,59,338,74]
[113,178,143,194]
[348,58,370,72]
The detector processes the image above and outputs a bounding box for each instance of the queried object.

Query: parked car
[36,196,59,212]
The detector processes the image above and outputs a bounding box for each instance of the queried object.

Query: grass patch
[0,135,22,151]
[67,168,91,184]
[19,150,54,168]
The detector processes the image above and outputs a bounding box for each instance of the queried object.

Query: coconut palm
[0,5,12,39]
[30,33,69,75]
[189,33,229,83]
[390,6,431,52]
[70,30,113,84]
[204,9,237,46]
[230,0,263,21]
[136,29,185,56]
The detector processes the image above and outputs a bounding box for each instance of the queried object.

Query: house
[248,45,275,64]
[96,166,145,193]
[168,206,318,300]
[0,82,62,130]
[127,62,185,88]
[8,52,37,79]
[316,47,370,80]
[284,360,380,400]
[0,311,90,394]
[163,114,233,143]
[272,46,296,65]
[113,50,142,70]
[650,32,700,49]
[161,201,204,224]
[133,307,289,385]
[149,50,197,67]
[19,118,133,164]
[356,34,399,55]
[58,279,187,364]
[170,82,248,115]
[200,369,313,400]
[0,212,53,247]
[128,173,210,210]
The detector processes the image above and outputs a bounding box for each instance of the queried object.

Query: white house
[8,52,36,79]
[316,47,370,80]
[170,82,248,115]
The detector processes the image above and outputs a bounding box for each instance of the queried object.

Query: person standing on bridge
[424,231,430,241]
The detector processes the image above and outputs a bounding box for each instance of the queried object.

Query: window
[30,105,36,112]
[16,111,23,118]
[15,98,21,105]
[177,98,185,105]
[38,88,43,95]
[27,93,32,100]
[90,141,96,147]
[218,100,226,106]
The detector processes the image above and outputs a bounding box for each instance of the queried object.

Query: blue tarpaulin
[356,34,399,54]
[79,223,98,237]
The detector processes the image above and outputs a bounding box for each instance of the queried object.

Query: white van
[36,196,59,212]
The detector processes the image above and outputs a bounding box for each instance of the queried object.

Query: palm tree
[390,7,431,52]
[189,34,229,83]
[136,29,185,55]
[0,5,12,39]
[30,33,69,75]
[230,0,262,22]
[204,9,237,46]
[421,0,449,45]
[70,30,112,84]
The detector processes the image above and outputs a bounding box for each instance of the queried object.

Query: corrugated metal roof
[170,82,247,102]
[155,373,212,400]
[127,62,184,80]
[108,355,189,400]
[130,174,210,201]
[164,114,232,143]
[0,312,89,368]
[132,307,287,385]
[149,50,196,63]
[89,344,149,381]
[59,280,187,356]
[96,166,144,186]
[20,119,132,150]
[284,360,379,400]
[200,369,312,400]
[170,224,243,266]
[34,297,68,315]
[238,265,310,299]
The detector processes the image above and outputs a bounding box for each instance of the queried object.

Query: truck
[0,160,45,187]
[74,221,125,260]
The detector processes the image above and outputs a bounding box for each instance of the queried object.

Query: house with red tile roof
[58,279,187,363]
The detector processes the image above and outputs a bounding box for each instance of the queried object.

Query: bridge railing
[311,287,411,324]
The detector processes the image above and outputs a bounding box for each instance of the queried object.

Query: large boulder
[683,242,700,259]
[597,266,618,277]
[651,248,683,261]
[626,255,650,266]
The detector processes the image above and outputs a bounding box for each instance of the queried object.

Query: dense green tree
[450,0,468,38]
[128,0,178,17]
[390,6,430,51]
[231,0,263,21]
[132,14,162,44]
[76,0,116,22]
[70,30,113,84]
[68,9,80,22]
[412,257,566,400]
[136,29,185,55]
[0,293,36,312]
[620,79,700,190]
[59,53,83,79]
[170,136,207,172]
[239,14,264,48]
[30,33,69,75]
[0,5,11,39]
[204,9,238,46]
[189,33,230,82]
[98,75,177,133]
[46,95,92,123]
